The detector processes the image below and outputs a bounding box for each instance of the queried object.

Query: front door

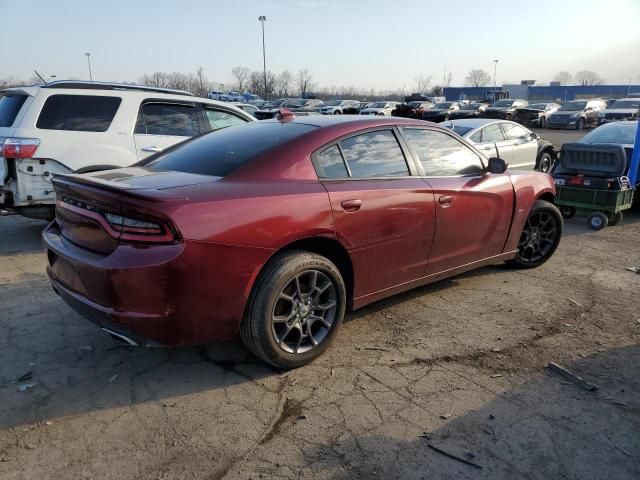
[400,127,514,275]
[501,122,538,170]
[312,129,436,297]
[471,122,514,164]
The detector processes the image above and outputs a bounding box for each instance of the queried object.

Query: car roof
[447,118,505,128]
[261,115,432,129]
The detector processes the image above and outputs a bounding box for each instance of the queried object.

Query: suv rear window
[36,94,121,132]
[148,121,315,177]
[0,94,28,127]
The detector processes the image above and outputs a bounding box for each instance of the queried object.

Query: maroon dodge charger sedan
[43,114,562,368]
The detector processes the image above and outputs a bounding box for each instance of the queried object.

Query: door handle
[141,146,162,153]
[438,195,453,206]
[341,199,362,212]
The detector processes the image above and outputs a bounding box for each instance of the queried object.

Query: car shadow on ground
[304,344,640,479]
[0,218,47,257]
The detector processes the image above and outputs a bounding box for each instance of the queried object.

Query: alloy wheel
[271,270,338,354]
[517,211,560,263]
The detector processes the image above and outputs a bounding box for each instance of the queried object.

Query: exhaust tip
[102,328,139,346]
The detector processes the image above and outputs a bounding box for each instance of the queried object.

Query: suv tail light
[3,138,40,158]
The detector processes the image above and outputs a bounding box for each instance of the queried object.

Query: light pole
[493,59,499,101]
[85,52,93,81]
[258,16,267,99]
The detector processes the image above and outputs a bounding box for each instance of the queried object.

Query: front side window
[36,94,121,132]
[340,130,409,177]
[404,128,484,176]
[204,108,248,130]
[502,123,529,140]
[135,103,198,136]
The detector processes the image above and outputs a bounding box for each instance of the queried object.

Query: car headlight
[569,113,579,118]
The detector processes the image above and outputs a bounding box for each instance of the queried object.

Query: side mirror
[486,157,508,174]
[530,132,538,140]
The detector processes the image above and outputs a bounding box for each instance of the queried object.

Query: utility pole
[85,52,93,81]
[493,59,499,102]
[258,16,267,99]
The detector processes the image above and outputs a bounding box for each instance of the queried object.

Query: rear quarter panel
[503,171,556,252]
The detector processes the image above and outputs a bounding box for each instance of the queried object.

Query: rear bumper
[43,220,273,346]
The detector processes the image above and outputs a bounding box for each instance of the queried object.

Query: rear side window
[36,95,121,131]
[204,108,248,130]
[135,103,199,136]
[148,122,315,177]
[0,94,28,127]
[314,145,348,179]
[339,130,409,177]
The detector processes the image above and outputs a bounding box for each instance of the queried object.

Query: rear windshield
[148,122,316,177]
[36,94,122,131]
[0,94,28,127]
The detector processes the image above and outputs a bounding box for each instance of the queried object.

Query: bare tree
[414,74,432,93]
[249,71,263,96]
[231,66,250,92]
[192,66,209,97]
[140,72,169,88]
[428,85,443,97]
[575,70,604,86]
[296,69,313,97]
[553,71,572,85]
[276,70,292,97]
[464,69,492,87]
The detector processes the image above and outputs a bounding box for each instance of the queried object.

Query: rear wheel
[576,118,585,130]
[240,251,346,369]
[560,206,576,219]
[588,212,608,230]
[507,200,562,269]
[608,211,623,226]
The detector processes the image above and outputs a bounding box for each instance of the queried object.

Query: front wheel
[560,206,576,219]
[540,116,547,128]
[608,211,623,226]
[575,118,585,130]
[537,152,553,173]
[588,212,608,230]
[507,200,563,269]
[240,251,346,369]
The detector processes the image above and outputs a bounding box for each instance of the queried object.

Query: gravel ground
[1,178,639,478]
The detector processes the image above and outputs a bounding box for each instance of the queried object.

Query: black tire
[540,116,547,128]
[608,211,623,226]
[536,152,553,173]
[334,110,342,115]
[507,200,563,269]
[588,212,608,230]
[560,206,576,219]
[240,251,347,369]
[576,118,585,130]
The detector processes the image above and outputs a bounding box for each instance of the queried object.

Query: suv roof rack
[40,80,194,97]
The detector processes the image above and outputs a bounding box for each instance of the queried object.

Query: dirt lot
[1,159,639,478]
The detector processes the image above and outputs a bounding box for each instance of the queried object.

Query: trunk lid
[52,167,219,253]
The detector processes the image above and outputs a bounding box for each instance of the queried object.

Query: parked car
[260,98,288,110]
[448,102,489,120]
[444,119,556,172]
[280,98,325,111]
[0,81,255,220]
[43,115,561,368]
[392,101,434,119]
[359,101,400,116]
[513,102,561,128]
[482,99,529,120]
[421,102,461,122]
[319,100,361,115]
[547,98,607,130]
[232,103,260,117]
[597,98,640,125]
[207,90,227,101]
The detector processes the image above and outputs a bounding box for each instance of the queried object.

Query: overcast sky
[2,0,639,90]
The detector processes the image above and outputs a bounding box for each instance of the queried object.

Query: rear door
[133,100,200,159]
[501,122,537,170]
[400,127,514,275]
[313,128,436,297]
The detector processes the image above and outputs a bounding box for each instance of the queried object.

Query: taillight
[104,212,175,243]
[3,138,40,158]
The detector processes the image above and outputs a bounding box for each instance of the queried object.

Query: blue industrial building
[443,84,640,102]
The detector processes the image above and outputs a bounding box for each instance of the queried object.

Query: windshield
[559,101,587,111]
[433,102,453,109]
[408,101,423,107]
[148,122,316,177]
[578,122,637,145]
[326,100,342,106]
[610,100,640,109]
[460,103,480,110]
[529,104,548,110]
[444,125,473,136]
[370,102,387,108]
[490,100,514,107]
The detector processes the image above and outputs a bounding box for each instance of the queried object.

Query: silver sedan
[443,118,555,172]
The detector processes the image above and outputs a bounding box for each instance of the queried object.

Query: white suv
[0,81,255,220]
